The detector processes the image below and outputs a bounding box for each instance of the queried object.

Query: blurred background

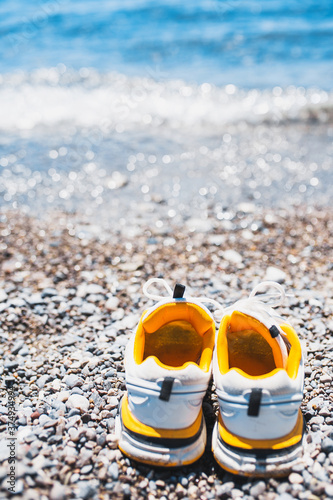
[0,0,332,229]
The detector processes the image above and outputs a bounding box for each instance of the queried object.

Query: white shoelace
[143,278,291,313]
[248,280,293,307]
[142,277,225,316]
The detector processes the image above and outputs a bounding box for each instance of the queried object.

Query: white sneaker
[116,278,219,466]
[212,281,305,477]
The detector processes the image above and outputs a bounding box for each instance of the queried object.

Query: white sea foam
[0,68,332,134]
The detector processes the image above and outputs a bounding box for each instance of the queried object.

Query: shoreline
[0,207,332,499]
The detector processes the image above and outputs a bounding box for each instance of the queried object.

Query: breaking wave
[1,68,333,134]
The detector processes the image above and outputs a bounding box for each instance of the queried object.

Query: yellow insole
[227,329,276,376]
[143,320,203,367]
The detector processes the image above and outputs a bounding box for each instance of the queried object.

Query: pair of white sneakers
[115,279,305,477]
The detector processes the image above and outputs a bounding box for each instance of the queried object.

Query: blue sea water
[1,0,333,87]
[0,0,332,222]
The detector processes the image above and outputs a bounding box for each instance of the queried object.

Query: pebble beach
[1,1,333,498]
[0,204,333,499]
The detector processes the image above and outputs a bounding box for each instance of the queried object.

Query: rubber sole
[211,420,305,477]
[115,408,207,467]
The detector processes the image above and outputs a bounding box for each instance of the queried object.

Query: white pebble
[105,296,120,311]
[67,394,89,412]
[223,249,243,264]
[264,266,286,283]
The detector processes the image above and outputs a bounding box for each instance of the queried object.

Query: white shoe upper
[124,279,217,430]
[213,282,304,441]
[125,334,212,430]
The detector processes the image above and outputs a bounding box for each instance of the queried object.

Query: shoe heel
[212,411,305,477]
[118,395,207,467]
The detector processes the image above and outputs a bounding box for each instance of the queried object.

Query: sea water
[0,0,332,226]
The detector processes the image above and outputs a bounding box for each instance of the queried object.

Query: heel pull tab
[247,388,262,417]
[269,325,280,338]
[173,284,185,299]
[159,377,175,401]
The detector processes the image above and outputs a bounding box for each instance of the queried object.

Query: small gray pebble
[71,387,84,395]
[122,484,131,496]
[216,482,235,497]
[109,396,118,408]
[37,374,52,389]
[180,477,188,487]
[15,480,24,494]
[4,361,19,371]
[325,484,333,497]
[11,340,24,355]
[80,302,97,315]
[66,394,90,412]
[9,298,26,307]
[25,293,45,306]
[41,287,58,298]
[68,408,81,417]
[65,374,83,388]
[321,437,333,454]
[77,481,97,500]
[317,452,326,463]
[80,465,93,475]
[18,346,30,356]
[50,482,67,500]
[97,434,106,447]
[108,462,119,481]
[149,480,157,490]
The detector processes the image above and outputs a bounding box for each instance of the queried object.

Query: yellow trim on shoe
[229,311,285,368]
[121,394,203,439]
[280,323,302,378]
[133,302,215,372]
[227,367,284,380]
[218,409,304,450]
[217,314,302,380]
[118,445,204,468]
[142,302,214,336]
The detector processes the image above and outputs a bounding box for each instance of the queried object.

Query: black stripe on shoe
[217,428,304,460]
[122,417,204,449]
